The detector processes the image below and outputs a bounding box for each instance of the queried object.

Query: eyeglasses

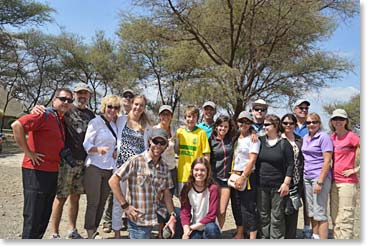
[238,119,252,125]
[253,108,267,112]
[107,105,120,110]
[298,106,309,111]
[263,123,272,127]
[306,121,320,125]
[332,117,346,121]
[152,138,167,146]
[57,97,74,103]
[282,121,295,126]
[123,93,134,99]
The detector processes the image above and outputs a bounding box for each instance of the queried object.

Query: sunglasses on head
[306,120,319,125]
[263,123,272,127]
[332,117,346,121]
[238,119,252,125]
[152,138,167,146]
[282,121,295,126]
[57,96,74,104]
[298,106,309,111]
[107,105,120,110]
[123,93,134,99]
[253,108,266,112]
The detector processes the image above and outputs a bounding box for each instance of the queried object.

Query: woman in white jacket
[83,95,120,239]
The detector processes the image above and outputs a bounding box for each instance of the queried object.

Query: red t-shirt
[331,131,360,183]
[18,112,65,172]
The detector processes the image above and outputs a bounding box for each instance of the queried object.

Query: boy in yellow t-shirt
[175,105,211,196]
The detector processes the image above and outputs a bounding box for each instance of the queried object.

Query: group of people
[10,82,359,240]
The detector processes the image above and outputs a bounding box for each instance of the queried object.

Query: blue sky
[35,0,361,124]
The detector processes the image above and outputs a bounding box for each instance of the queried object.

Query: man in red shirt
[11,88,73,239]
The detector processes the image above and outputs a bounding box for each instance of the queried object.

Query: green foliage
[323,93,360,131]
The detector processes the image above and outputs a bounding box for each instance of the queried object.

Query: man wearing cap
[120,89,135,115]
[31,82,95,239]
[108,128,177,239]
[293,99,311,138]
[197,101,216,138]
[291,98,312,238]
[251,99,268,136]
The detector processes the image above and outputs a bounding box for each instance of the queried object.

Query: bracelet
[121,202,129,210]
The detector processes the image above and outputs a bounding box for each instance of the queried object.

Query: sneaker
[66,229,83,239]
[304,229,312,239]
[50,234,61,239]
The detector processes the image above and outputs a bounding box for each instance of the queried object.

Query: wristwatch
[121,202,129,209]
[316,180,323,186]
[170,211,177,217]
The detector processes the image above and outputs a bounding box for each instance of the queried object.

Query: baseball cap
[331,109,348,119]
[293,99,310,109]
[150,128,168,142]
[74,82,92,93]
[122,89,134,98]
[252,99,268,109]
[237,111,253,122]
[202,101,216,109]
[159,105,173,115]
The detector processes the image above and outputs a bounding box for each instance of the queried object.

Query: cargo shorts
[56,159,85,198]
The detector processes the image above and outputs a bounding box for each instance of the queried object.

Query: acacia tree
[132,0,357,118]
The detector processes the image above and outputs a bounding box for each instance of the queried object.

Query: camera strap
[100,115,117,142]
[46,108,65,143]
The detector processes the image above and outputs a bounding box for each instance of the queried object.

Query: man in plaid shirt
[109,128,177,239]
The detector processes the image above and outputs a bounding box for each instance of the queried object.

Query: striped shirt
[115,150,173,226]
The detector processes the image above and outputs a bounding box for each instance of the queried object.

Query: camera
[60,148,78,168]
[289,186,302,210]
[162,227,172,239]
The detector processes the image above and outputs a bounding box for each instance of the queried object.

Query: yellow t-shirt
[176,126,211,182]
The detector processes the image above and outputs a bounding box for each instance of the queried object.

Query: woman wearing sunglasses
[329,109,360,239]
[83,95,120,239]
[302,113,333,240]
[280,113,304,239]
[256,114,294,239]
[112,95,152,238]
[230,111,260,239]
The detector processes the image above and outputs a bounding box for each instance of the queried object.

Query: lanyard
[100,115,117,141]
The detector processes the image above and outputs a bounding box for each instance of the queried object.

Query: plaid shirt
[115,150,173,226]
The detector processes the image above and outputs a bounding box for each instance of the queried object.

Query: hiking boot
[66,228,83,239]
[50,233,61,239]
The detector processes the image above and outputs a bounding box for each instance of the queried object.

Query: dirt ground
[0,137,360,240]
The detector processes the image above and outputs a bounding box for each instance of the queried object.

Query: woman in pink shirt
[329,109,360,239]
[180,157,221,239]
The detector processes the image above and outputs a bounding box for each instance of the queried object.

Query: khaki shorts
[56,159,85,198]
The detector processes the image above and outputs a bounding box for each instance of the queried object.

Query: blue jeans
[190,222,221,239]
[127,220,153,239]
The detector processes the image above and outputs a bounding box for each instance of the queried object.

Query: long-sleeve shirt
[180,183,219,228]
[83,115,117,170]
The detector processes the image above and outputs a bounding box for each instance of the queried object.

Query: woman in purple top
[180,157,221,239]
[301,113,333,240]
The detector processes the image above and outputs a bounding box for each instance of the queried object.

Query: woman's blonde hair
[128,95,152,132]
[100,95,121,114]
[307,112,323,129]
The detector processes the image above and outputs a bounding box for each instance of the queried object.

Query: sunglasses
[238,119,252,125]
[107,105,120,110]
[263,123,272,127]
[282,121,295,126]
[123,93,134,99]
[57,96,74,103]
[332,117,346,121]
[298,106,309,111]
[306,120,320,125]
[253,108,267,112]
[152,138,167,146]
